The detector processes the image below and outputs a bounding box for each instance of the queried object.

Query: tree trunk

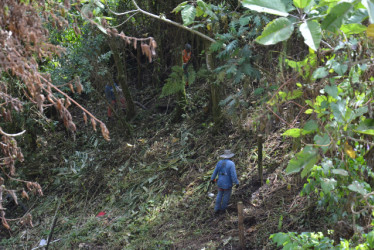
[109,38,136,119]
[205,40,221,124]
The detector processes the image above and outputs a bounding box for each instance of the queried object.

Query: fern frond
[160,66,184,98]
[238,26,249,36]
[230,19,240,30]
[254,16,262,27]
[226,39,238,53]
[226,65,237,76]
[210,41,224,52]
[217,33,234,41]
[239,16,251,26]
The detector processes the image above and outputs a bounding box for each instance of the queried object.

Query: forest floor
[0,82,325,249]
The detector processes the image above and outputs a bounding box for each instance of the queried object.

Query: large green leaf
[283,128,302,138]
[332,169,348,176]
[347,9,368,24]
[314,134,330,153]
[312,67,328,79]
[172,1,188,13]
[348,181,368,195]
[181,5,196,26]
[242,0,289,17]
[363,0,374,24]
[340,24,367,35]
[332,62,348,76]
[325,85,338,99]
[293,0,312,9]
[256,17,294,45]
[367,230,374,248]
[286,147,319,176]
[321,178,337,193]
[355,119,374,135]
[331,100,346,123]
[303,119,318,133]
[299,20,322,51]
[321,2,353,32]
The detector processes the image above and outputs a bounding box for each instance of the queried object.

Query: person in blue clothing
[210,149,239,214]
[105,83,126,119]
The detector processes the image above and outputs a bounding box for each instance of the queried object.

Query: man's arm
[230,162,239,185]
[211,161,221,181]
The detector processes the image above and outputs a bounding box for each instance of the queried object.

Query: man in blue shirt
[210,149,239,214]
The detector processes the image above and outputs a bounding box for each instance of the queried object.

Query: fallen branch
[0,128,26,137]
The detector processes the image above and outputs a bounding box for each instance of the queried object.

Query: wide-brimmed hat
[220,149,235,159]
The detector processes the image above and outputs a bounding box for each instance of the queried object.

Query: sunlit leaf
[172,1,188,13]
[321,178,337,193]
[340,24,367,35]
[363,0,374,24]
[348,181,367,195]
[344,141,356,159]
[331,100,346,123]
[283,128,302,138]
[286,147,319,177]
[242,0,289,17]
[367,24,374,38]
[181,5,196,26]
[293,0,312,9]
[299,20,321,51]
[355,119,374,135]
[312,67,328,79]
[367,230,374,248]
[256,17,294,45]
[321,2,353,32]
[332,169,348,176]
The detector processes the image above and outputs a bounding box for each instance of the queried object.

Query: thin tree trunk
[204,40,221,124]
[109,38,136,119]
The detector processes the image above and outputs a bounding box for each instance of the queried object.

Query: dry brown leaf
[68,83,75,93]
[36,94,45,112]
[17,151,24,162]
[111,28,118,37]
[68,121,76,132]
[2,217,10,230]
[150,38,157,49]
[133,39,137,50]
[27,213,33,227]
[35,183,43,196]
[75,77,83,94]
[56,98,63,112]
[26,182,33,191]
[47,94,55,104]
[21,189,29,200]
[83,112,87,125]
[91,117,97,131]
[0,177,4,185]
[65,98,71,109]
[100,123,110,141]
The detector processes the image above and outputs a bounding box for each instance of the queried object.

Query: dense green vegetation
[2,0,374,249]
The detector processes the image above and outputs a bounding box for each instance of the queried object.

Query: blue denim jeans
[214,188,232,212]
